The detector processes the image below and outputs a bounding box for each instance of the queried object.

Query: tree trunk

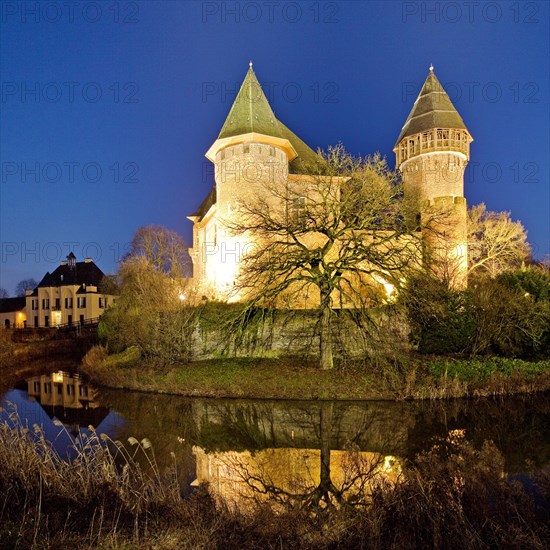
[319,305,333,370]
[319,401,333,492]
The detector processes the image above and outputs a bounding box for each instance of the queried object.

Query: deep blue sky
[1,0,549,293]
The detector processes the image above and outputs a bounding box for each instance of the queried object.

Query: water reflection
[1,368,549,509]
[192,401,403,510]
[1,370,123,459]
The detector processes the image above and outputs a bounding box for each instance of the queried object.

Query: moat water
[1,359,549,506]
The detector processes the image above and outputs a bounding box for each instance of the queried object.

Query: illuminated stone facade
[189,65,472,301]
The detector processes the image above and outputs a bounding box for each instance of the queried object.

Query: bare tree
[468,203,530,278]
[125,225,192,278]
[226,146,421,370]
[0,288,8,298]
[14,278,37,297]
[100,225,196,364]
[100,256,196,363]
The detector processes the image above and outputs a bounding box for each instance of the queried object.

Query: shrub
[400,273,475,354]
[99,257,198,365]
[469,276,550,358]
[497,266,550,302]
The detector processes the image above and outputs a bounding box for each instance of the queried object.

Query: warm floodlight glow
[52,372,64,383]
[372,274,397,302]
[382,455,401,474]
[52,310,62,326]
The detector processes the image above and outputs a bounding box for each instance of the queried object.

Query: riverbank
[0,331,91,393]
[81,346,550,400]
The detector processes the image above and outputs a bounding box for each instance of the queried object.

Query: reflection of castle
[192,446,401,511]
[190,400,408,510]
[25,371,109,434]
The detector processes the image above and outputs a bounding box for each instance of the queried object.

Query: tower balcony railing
[396,129,471,166]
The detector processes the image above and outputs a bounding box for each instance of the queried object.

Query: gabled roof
[36,259,105,290]
[189,186,217,220]
[0,297,26,313]
[395,68,469,146]
[278,119,322,173]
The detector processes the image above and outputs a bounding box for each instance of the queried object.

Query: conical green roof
[395,69,469,146]
[214,64,319,174]
[218,65,283,140]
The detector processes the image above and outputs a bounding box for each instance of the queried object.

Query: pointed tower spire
[205,63,299,162]
[217,63,283,141]
[395,68,469,147]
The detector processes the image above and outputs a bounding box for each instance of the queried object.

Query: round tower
[394,66,473,288]
[195,64,298,299]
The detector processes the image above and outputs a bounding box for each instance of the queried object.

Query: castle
[188,64,472,303]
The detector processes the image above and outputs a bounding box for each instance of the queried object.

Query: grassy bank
[82,346,550,400]
[1,410,548,549]
[0,332,91,395]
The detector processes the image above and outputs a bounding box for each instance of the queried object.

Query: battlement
[426,195,467,208]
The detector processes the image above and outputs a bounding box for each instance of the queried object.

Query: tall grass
[0,405,549,549]
[0,403,216,549]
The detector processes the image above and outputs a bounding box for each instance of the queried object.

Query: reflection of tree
[194,399,413,456]
[197,401,400,512]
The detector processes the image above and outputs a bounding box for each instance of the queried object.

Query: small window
[99,297,105,309]
[57,384,62,395]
